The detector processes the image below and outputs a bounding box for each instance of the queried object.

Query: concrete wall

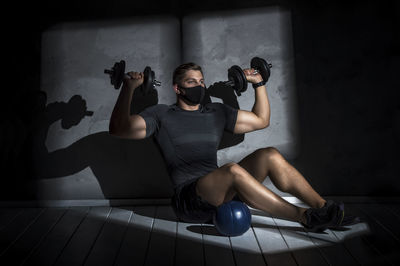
[34,17,181,200]
[33,7,298,200]
[182,6,299,165]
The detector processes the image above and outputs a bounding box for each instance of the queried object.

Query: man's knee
[256,146,281,160]
[222,162,247,181]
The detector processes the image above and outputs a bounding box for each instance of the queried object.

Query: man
[109,62,355,232]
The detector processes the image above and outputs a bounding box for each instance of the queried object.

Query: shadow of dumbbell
[61,95,93,129]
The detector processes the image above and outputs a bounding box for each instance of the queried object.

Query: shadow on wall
[31,89,172,199]
[203,82,245,149]
[31,82,244,199]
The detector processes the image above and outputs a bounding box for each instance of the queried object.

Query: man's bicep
[127,114,147,139]
[233,110,267,134]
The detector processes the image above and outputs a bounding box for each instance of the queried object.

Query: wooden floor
[1,202,400,266]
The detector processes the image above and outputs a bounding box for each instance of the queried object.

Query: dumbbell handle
[104,69,161,87]
[223,69,258,85]
[123,74,161,86]
[223,80,235,86]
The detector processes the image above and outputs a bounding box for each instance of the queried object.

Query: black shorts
[171,178,217,223]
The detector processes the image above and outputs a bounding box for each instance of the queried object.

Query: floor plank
[385,204,400,218]
[143,205,177,266]
[201,223,236,266]
[347,203,400,265]
[230,223,266,266]
[306,228,359,265]
[331,221,388,265]
[23,207,90,266]
[251,211,297,266]
[84,207,132,266]
[0,208,44,256]
[113,206,156,266]
[272,216,329,266]
[361,203,400,241]
[0,208,24,231]
[175,220,204,266]
[54,206,111,266]
[1,208,66,266]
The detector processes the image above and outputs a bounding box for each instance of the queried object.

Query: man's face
[180,70,205,88]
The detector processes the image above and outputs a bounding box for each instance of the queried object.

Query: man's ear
[173,84,181,94]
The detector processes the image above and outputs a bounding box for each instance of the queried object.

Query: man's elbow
[260,120,270,129]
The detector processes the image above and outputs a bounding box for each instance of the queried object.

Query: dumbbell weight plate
[250,57,271,83]
[142,66,154,94]
[113,60,126,89]
[104,60,126,89]
[228,65,248,96]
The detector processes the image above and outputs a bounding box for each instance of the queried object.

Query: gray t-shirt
[139,103,238,189]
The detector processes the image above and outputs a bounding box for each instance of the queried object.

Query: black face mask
[178,85,205,105]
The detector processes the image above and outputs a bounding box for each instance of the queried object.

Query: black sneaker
[302,200,345,232]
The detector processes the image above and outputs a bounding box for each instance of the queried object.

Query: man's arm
[109,72,147,139]
[233,69,270,134]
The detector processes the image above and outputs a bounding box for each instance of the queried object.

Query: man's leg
[195,162,308,224]
[237,147,326,209]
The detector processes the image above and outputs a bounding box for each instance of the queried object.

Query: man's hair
[172,62,203,85]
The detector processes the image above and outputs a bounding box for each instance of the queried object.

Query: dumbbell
[222,57,272,96]
[104,60,161,93]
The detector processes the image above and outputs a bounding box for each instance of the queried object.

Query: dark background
[1,0,399,200]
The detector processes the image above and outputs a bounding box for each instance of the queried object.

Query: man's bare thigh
[195,148,275,206]
[195,163,238,207]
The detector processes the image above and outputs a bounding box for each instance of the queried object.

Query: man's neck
[177,99,200,111]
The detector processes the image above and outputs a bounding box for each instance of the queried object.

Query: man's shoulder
[143,103,171,111]
[138,104,172,118]
[204,102,237,111]
[204,102,224,110]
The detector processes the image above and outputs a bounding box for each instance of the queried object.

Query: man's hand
[243,68,263,84]
[123,71,144,90]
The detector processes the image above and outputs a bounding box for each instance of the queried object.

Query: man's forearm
[109,84,135,133]
[251,85,270,126]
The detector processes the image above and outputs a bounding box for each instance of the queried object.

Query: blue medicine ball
[213,200,252,236]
